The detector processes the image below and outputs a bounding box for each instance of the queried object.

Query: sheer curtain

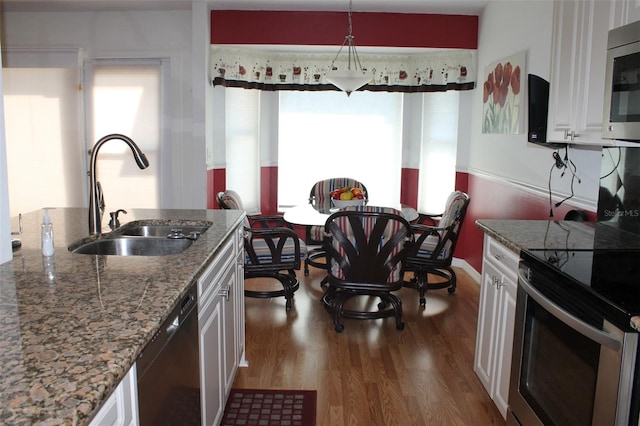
[278,91,403,208]
[418,91,459,214]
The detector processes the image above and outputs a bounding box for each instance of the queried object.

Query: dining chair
[217,190,306,310]
[404,191,470,306]
[322,205,412,332]
[304,177,368,277]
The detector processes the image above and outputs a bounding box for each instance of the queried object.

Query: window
[4,55,167,219]
[84,60,165,210]
[418,91,459,213]
[278,91,403,208]
[4,67,84,217]
[224,88,260,213]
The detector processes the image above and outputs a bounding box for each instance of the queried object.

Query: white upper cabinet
[547,0,638,146]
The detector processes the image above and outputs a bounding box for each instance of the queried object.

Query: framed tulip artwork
[482,51,525,134]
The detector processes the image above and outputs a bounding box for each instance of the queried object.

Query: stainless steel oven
[508,249,640,426]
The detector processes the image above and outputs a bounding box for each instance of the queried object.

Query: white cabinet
[474,235,519,419]
[198,224,245,426]
[547,0,638,146]
[234,225,247,368]
[89,366,138,426]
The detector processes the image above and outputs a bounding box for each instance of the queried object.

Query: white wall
[0,42,12,264]
[467,0,601,211]
[2,8,205,210]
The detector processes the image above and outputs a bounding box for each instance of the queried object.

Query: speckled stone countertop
[476,219,640,253]
[0,208,245,426]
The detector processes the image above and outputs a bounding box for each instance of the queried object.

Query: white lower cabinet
[198,226,245,426]
[89,366,138,426]
[90,222,245,426]
[474,235,518,419]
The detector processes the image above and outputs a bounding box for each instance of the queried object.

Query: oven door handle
[518,270,622,351]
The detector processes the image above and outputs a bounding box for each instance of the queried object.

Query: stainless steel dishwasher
[136,284,201,425]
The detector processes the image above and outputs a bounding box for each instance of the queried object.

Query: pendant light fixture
[326,0,370,96]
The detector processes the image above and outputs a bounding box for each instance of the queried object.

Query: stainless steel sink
[114,224,211,238]
[69,220,212,256]
[69,236,194,256]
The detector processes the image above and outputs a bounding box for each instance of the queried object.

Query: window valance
[210,46,476,93]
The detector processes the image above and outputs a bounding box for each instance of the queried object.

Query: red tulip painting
[482,52,525,134]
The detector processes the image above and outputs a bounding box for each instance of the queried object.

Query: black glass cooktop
[521,248,640,330]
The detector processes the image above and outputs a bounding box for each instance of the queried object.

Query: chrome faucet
[88,134,149,236]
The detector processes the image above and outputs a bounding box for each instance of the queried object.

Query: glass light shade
[326,69,370,95]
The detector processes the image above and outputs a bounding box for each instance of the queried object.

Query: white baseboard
[452,257,480,284]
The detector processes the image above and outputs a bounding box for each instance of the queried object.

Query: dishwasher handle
[166,315,180,339]
[166,292,196,339]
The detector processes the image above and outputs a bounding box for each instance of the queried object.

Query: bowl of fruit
[330,187,367,208]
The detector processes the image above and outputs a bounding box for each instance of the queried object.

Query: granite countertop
[0,208,245,425]
[476,219,640,253]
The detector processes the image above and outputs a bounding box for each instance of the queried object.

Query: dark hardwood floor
[232,265,505,425]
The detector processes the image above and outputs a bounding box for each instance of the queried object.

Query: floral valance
[210,46,476,93]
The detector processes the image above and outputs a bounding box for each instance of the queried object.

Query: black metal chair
[404,191,470,307]
[304,177,368,277]
[322,206,412,332]
[217,190,306,310]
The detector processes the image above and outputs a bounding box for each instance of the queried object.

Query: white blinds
[277,90,403,208]
[224,88,261,214]
[4,67,85,217]
[84,61,163,211]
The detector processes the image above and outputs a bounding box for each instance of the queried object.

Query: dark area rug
[221,388,317,426]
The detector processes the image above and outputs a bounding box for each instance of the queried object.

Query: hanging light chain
[330,0,364,72]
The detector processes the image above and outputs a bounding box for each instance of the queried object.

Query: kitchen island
[0,208,245,425]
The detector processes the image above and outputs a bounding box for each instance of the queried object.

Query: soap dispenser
[41,208,54,256]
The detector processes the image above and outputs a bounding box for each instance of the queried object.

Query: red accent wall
[260,166,279,215]
[400,167,419,208]
[208,168,226,209]
[211,11,478,49]
[455,172,596,272]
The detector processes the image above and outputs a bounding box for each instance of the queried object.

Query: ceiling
[2,0,489,15]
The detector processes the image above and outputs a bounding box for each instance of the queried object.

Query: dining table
[282,201,419,227]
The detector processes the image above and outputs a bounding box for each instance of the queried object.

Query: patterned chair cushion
[414,235,451,260]
[308,225,325,242]
[437,191,468,231]
[413,190,468,260]
[245,236,307,265]
[311,177,367,206]
[218,190,244,210]
[217,190,251,228]
[328,206,408,282]
[217,190,307,263]
[308,178,368,245]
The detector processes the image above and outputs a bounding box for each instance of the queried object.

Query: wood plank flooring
[232,265,505,426]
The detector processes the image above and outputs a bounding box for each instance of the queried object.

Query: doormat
[221,388,317,426]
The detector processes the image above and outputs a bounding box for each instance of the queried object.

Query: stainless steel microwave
[602,20,640,142]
